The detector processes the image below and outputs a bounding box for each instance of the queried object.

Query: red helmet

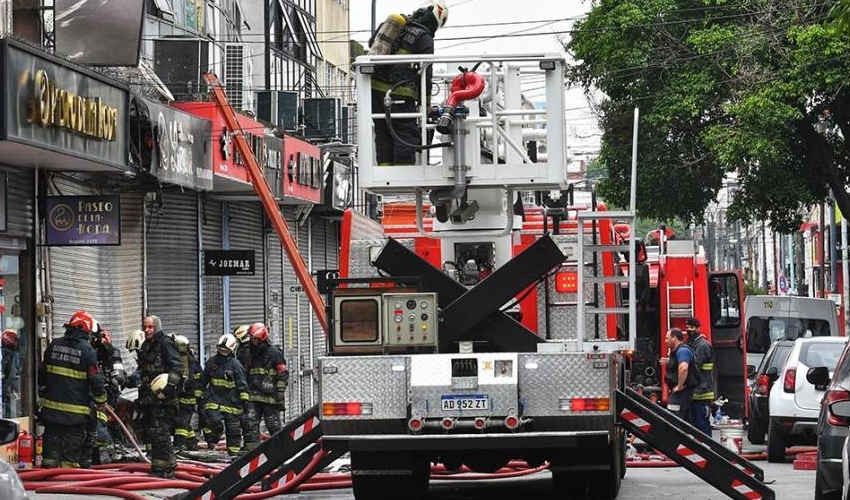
[1,329,17,348]
[68,310,98,334]
[247,322,269,343]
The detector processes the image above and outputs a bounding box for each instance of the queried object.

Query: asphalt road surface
[40,460,814,500]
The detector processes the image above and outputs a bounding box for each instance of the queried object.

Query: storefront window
[0,255,25,418]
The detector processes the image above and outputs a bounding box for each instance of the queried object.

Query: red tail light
[826,390,850,426]
[783,367,797,393]
[757,374,771,395]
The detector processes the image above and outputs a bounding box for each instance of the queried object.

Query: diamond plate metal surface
[518,353,613,417]
[412,384,519,417]
[537,233,605,340]
[349,239,415,278]
[319,356,409,420]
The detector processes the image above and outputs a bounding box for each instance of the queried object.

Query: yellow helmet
[126,329,145,352]
[233,325,251,344]
[151,373,170,398]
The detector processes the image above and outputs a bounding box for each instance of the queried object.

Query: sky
[347,0,603,157]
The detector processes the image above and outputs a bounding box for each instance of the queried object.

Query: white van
[745,295,840,373]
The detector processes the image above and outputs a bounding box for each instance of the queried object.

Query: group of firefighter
[38,310,288,478]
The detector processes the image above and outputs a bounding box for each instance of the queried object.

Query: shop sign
[204,249,255,276]
[329,161,352,211]
[282,135,322,204]
[46,195,121,246]
[3,41,127,169]
[144,98,213,190]
[263,134,283,198]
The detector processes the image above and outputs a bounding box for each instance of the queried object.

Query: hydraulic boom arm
[203,72,329,334]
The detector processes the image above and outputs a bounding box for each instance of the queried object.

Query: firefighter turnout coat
[201,353,249,415]
[247,343,288,405]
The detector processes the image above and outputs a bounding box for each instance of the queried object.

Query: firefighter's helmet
[431,0,448,28]
[151,373,170,398]
[233,324,251,344]
[67,310,98,334]
[173,334,190,354]
[248,322,270,343]
[126,329,144,352]
[1,329,17,348]
[217,333,238,354]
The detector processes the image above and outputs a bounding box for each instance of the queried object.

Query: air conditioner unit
[340,105,350,144]
[256,91,299,131]
[303,97,341,140]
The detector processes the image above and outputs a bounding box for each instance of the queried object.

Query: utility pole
[761,221,768,290]
[371,0,377,32]
[830,194,838,293]
[821,202,827,298]
[843,216,849,335]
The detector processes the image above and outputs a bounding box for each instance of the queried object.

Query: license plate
[441,394,489,411]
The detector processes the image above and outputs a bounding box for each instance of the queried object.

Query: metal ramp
[617,387,775,500]
[180,406,340,500]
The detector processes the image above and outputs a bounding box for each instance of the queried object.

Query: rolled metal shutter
[228,202,264,327]
[48,177,144,367]
[6,169,33,239]
[146,190,199,347]
[309,218,332,387]
[202,197,224,361]
[280,208,301,420]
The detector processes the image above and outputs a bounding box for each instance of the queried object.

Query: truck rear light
[504,415,519,430]
[757,374,770,395]
[473,417,487,430]
[322,402,373,416]
[441,418,455,430]
[783,367,797,393]
[568,397,611,412]
[826,390,850,426]
[408,417,424,432]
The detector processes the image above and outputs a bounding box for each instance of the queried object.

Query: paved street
[35,460,814,500]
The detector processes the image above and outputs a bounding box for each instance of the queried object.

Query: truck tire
[351,451,429,500]
[767,418,786,463]
[589,439,622,500]
[747,418,766,445]
[552,469,588,498]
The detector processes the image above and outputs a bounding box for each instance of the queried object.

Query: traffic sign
[204,249,255,276]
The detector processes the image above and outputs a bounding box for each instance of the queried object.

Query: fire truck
[184,54,774,500]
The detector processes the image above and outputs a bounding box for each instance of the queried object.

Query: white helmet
[431,0,448,28]
[151,373,169,398]
[126,329,145,352]
[217,333,238,354]
[173,334,190,353]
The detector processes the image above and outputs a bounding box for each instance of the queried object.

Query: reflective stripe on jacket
[39,327,106,426]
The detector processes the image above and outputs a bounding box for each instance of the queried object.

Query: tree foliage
[568,0,850,233]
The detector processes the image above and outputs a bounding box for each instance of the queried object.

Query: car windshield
[799,341,846,370]
[746,316,832,354]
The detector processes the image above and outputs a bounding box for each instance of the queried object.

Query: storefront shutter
[5,169,33,239]
[146,190,199,347]
[228,201,264,328]
[202,197,224,362]
[266,231,283,347]
[48,177,144,367]
[297,214,311,410]
[280,208,301,420]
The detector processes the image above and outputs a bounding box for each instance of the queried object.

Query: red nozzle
[445,72,486,108]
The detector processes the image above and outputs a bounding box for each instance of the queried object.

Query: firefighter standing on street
[370,0,448,165]
[685,317,715,435]
[38,311,107,468]
[81,325,126,467]
[243,323,288,450]
[138,315,183,478]
[173,335,202,451]
[233,325,252,449]
[663,328,699,421]
[201,333,249,457]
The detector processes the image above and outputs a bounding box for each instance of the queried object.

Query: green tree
[568,0,850,233]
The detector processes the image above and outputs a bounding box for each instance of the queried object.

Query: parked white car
[767,336,848,462]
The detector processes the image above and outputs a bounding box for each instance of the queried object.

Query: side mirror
[766,366,779,381]
[0,418,18,446]
[747,365,756,379]
[807,366,831,387]
[830,400,850,419]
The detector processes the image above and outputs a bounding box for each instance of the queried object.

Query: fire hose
[18,445,815,498]
[103,403,149,464]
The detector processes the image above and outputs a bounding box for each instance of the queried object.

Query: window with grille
[225,44,244,110]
